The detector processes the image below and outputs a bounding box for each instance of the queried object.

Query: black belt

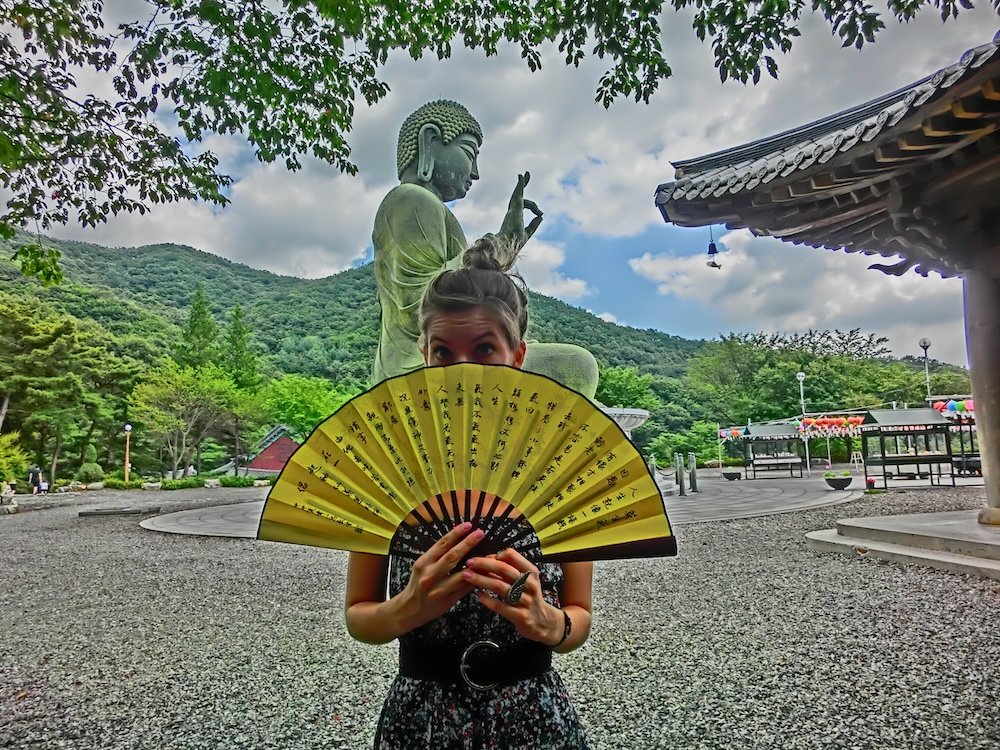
[399,639,552,691]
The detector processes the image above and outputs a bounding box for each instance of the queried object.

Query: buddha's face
[428,132,480,201]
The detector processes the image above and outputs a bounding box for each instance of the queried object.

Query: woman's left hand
[462,548,563,646]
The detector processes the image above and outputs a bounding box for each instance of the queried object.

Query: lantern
[966,399,975,412]
[933,400,946,411]
[946,400,958,412]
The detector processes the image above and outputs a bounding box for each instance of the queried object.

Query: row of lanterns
[933,399,974,413]
[797,415,865,429]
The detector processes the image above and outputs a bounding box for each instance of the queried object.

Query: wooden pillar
[965,275,1000,522]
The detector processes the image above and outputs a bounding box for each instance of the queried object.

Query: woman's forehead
[425,308,504,339]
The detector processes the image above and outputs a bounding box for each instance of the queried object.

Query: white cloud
[596,312,618,323]
[515,239,590,300]
[31,0,996,358]
[629,230,968,365]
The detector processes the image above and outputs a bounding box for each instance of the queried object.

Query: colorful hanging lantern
[946,400,958,412]
[956,400,967,413]
[933,400,946,411]
[966,399,975,412]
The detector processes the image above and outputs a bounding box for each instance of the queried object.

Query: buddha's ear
[416,123,442,183]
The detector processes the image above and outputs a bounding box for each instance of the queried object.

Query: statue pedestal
[602,407,650,438]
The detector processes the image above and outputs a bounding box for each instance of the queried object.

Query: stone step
[834,510,1000,561]
[805,528,1000,581]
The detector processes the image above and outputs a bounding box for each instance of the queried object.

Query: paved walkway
[139,474,864,538]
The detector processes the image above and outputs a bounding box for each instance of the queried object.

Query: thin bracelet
[551,609,572,648]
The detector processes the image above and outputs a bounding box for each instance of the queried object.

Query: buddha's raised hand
[498,172,543,251]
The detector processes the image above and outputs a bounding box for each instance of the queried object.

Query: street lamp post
[919,338,932,401]
[797,371,811,477]
[124,424,133,483]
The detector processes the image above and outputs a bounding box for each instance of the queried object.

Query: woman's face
[423,307,526,368]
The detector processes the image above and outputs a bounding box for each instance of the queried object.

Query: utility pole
[797,371,810,477]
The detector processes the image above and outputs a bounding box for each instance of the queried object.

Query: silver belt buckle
[460,639,500,691]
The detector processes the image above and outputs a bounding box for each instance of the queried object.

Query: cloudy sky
[51,3,999,366]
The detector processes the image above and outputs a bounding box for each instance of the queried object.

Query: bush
[161,477,205,490]
[219,475,256,488]
[103,478,145,490]
[76,462,105,483]
[83,443,98,464]
[0,432,29,484]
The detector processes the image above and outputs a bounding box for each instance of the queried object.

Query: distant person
[29,465,41,495]
[39,476,49,494]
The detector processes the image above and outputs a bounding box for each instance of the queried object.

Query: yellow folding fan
[258,364,676,562]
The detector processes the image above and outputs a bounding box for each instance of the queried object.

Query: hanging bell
[705,239,721,269]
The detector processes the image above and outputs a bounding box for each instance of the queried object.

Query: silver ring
[505,572,531,605]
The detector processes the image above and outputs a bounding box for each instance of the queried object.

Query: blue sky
[50,2,995,366]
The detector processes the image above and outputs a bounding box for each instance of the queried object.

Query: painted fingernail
[462,570,474,581]
[459,521,472,531]
[472,529,485,541]
[466,558,479,566]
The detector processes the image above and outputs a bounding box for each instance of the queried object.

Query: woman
[345,238,593,749]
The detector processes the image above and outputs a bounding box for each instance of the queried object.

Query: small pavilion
[859,408,954,489]
[657,35,1000,531]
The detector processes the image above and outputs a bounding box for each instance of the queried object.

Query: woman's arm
[463,551,594,653]
[555,561,594,653]
[344,523,483,644]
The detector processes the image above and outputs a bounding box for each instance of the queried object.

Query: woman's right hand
[396,522,484,633]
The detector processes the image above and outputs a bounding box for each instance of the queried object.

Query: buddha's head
[397,100,483,201]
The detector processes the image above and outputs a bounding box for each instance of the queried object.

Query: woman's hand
[462,548,564,646]
[497,172,543,251]
[395,522,484,633]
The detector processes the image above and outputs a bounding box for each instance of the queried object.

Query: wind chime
[706,226,721,269]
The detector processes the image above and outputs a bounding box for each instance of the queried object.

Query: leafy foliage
[3,1,969,282]
[161,477,206,490]
[176,283,219,369]
[219,475,257,488]
[262,375,359,440]
[76,462,105,483]
[0,431,28,483]
[596,367,661,410]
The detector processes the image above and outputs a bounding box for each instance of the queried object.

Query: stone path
[139,473,862,538]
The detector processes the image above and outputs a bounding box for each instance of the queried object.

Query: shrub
[76,462,105,483]
[83,443,98,464]
[103,478,145,490]
[220,475,256,488]
[161,477,205,490]
[0,432,29,483]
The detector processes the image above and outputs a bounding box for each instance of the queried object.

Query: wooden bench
[747,456,803,479]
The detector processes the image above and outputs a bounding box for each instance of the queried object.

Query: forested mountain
[0,233,704,385]
[0,232,972,482]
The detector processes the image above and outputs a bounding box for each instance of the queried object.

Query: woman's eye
[475,343,496,357]
[433,347,452,360]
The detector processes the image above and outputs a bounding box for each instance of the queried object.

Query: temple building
[656,34,1000,573]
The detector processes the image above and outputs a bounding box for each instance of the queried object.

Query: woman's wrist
[547,607,572,649]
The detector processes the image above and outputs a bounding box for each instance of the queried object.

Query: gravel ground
[1,486,998,749]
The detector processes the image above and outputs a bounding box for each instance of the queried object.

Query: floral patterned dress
[374,520,590,750]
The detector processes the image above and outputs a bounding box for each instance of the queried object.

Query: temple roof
[657,33,1000,278]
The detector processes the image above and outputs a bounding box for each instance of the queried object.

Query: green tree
[648,421,723,466]
[0,293,42,433]
[222,303,261,392]
[262,374,358,439]
[176,283,219,369]
[596,367,661,411]
[5,2,969,282]
[130,362,237,478]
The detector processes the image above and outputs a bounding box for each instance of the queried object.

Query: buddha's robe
[372,184,468,384]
